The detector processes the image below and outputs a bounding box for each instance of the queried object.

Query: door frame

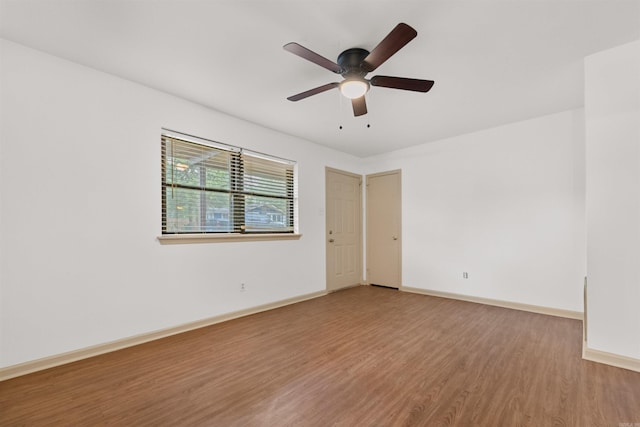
[365,169,402,288]
[325,167,363,291]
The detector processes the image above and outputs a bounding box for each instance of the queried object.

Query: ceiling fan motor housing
[337,48,370,78]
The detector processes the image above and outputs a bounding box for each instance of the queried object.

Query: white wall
[585,40,640,359]
[0,39,361,368]
[363,109,586,312]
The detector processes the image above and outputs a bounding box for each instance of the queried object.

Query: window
[161,130,296,236]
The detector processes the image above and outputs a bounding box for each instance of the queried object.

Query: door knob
[392,236,398,240]
[329,239,335,243]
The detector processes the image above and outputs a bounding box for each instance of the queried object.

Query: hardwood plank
[1,286,639,426]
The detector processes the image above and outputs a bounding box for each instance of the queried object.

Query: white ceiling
[1,0,639,157]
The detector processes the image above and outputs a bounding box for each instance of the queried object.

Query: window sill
[157,233,302,244]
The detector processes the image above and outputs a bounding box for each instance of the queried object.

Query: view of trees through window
[162,134,295,234]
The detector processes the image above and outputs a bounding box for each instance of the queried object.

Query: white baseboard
[0,290,327,382]
[400,286,583,320]
[582,343,640,373]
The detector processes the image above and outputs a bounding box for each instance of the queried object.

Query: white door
[366,170,401,288]
[326,168,362,291]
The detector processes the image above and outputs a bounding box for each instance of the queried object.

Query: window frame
[158,129,300,243]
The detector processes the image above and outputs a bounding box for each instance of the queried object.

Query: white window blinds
[162,132,295,234]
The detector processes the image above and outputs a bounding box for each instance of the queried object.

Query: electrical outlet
[463,272,469,279]
[240,283,246,292]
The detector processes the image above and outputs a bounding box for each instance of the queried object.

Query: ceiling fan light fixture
[284,23,432,116]
[340,79,369,99]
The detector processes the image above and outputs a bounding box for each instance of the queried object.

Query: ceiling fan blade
[352,96,367,116]
[283,42,343,74]
[370,75,434,92]
[362,23,417,72]
[287,82,339,102]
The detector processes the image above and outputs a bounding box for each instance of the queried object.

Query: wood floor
[1,286,639,426]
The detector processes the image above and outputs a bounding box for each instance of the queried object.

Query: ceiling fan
[284,23,434,117]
